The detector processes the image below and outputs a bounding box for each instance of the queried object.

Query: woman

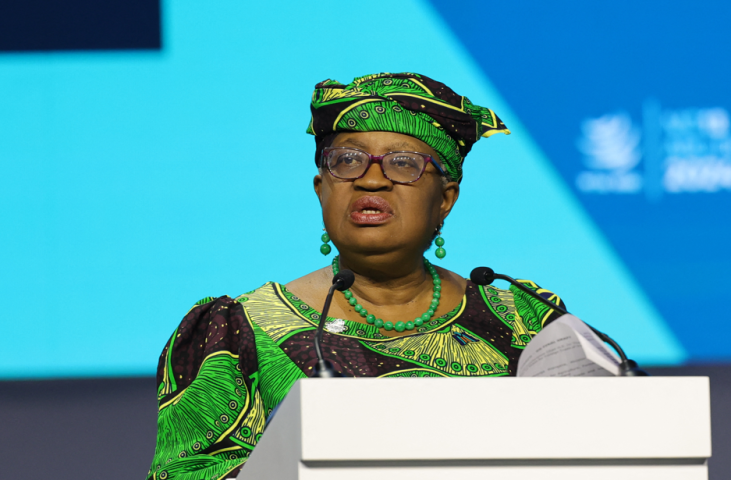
[146,73,566,480]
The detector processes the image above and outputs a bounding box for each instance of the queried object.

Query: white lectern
[240,377,711,480]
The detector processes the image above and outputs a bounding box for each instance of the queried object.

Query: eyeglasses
[321,147,446,184]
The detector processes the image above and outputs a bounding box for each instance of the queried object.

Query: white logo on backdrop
[575,104,731,196]
[576,113,643,193]
[578,113,642,170]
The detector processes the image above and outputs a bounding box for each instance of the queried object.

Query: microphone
[312,270,355,378]
[470,267,648,376]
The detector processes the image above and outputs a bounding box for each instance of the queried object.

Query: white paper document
[517,314,620,377]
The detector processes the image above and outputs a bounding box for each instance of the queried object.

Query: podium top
[263,377,711,462]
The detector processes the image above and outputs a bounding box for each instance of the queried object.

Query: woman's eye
[337,155,362,166]
[389,156,419,168]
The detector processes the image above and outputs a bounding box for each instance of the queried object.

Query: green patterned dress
[147,279,565,480]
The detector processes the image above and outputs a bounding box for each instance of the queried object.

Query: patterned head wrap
[306,72,510,182]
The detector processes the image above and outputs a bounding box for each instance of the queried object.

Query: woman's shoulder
[156,283,281,396]
[471,278,566,346]
[507,278,566,318]
[473,277,565,310]
[282,266,332,310]
[285,266,331,291]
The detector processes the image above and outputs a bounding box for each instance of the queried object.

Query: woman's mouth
[350,196,394,225]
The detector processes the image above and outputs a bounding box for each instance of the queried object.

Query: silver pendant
[324,318,347,333]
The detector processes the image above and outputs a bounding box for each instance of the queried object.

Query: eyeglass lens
[325,148,427,183]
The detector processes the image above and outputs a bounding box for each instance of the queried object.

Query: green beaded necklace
[331,255,442,333]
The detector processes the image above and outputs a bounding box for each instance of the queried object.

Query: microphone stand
[312,270,355,378]
[471,267,648,376]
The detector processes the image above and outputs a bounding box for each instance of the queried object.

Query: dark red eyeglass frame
[321,147,447,184]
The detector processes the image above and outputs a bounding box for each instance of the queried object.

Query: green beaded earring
[434,226,446,259]
[320,231,332,255]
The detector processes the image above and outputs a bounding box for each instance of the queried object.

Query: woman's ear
[439,181,460,222]
[314,174,323,205]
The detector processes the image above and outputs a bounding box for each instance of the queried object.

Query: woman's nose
[353,163,393,191]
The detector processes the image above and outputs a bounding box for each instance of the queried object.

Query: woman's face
[314,131,459,259]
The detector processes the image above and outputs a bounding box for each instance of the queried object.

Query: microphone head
[332,270,355,291]
[470,267,496,286]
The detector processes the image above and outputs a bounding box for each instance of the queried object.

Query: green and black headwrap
[306,72,510,183]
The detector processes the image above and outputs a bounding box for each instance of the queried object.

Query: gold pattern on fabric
[215,373,252,443]
[482,128,512,138]
[332,98,383,129]
[277,283,466,342]
[231,388,266,449]
[208,445,244,457]
[238,283,313,344]
[388,93,467,113]
[159,327,178,397]
[516,279,563,327]
[380,368,448,378]
[407,77,434,96]
[351,72,395,86]
[158,351,243,411]
[320,87,371,103]
[479,284,532,348]
[364,324,509,376]
[153,352,247,470]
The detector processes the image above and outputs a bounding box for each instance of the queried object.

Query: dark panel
[0,377,158,479]
[0,0,160,52]
[0,369,729,479]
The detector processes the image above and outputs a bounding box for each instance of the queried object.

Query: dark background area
[0,367,728,479]
[0,377,158,478]
[0,0,160,52]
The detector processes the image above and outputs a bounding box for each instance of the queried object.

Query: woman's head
[308,72,509,265]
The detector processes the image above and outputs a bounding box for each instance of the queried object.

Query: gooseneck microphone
[470,267,648,376]
[312,270,355,378]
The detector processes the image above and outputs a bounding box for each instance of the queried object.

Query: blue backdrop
[1,0,729,379]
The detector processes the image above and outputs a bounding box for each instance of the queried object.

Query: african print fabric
[307,72,510,183]
[147,279,565,480]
